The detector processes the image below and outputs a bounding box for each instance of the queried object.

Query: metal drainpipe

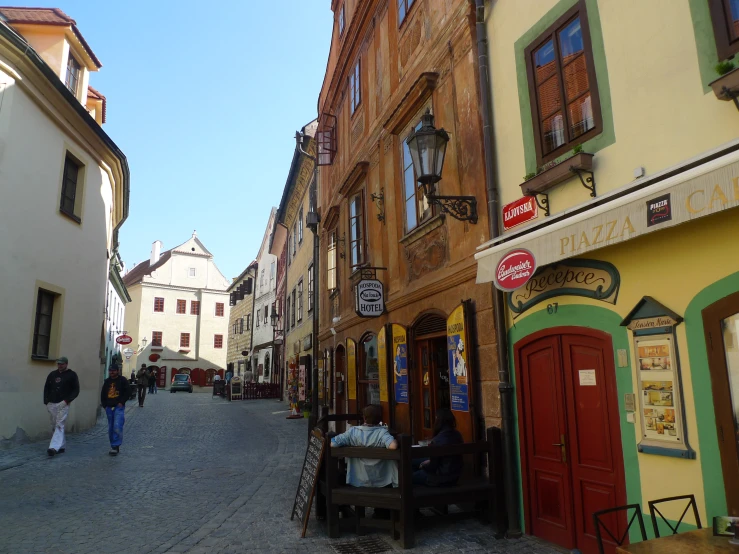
[474,0,522,538]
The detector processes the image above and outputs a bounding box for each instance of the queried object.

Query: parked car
[170,374,193,393]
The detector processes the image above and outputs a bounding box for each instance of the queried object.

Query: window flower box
[520,152,594,196]
[710,66,739,102]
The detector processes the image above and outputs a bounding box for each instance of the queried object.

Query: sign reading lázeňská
[355,279,385,317]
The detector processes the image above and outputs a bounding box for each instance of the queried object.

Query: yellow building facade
[475,0,739,551]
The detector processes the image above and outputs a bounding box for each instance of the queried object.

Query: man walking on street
[100,364,128,456]
[148,367,156,394]
[43,356,80,457]
[135,364,149,407]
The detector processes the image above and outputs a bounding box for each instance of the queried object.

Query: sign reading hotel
[494,249,536,292]
[392,324,408,404]
[503,196,538,230]
[354,279,385,318]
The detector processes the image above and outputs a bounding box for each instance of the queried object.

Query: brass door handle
[553,435,567,463]
[552,442,564,447]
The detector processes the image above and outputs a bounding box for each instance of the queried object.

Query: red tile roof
[123,250,173,287]
[0,7,102,68]
[87,85,106,123]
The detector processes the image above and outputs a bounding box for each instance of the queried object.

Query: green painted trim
[688,0,722,94]
[684,271,739,521]
[514,0,616,175]
[507,305,642,538]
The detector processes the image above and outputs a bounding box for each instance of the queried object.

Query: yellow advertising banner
[447,304,469,412]
[347,339,357,401]
[392,324,409,404]
[378,327,388,402]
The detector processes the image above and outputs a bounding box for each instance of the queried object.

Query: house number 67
[547,303,559,315]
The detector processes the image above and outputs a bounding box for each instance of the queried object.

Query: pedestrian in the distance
[43,356,80,457]
[100,364,128,456]
[130,370,135,381]
[148,367,156,394]
[135,364,149,407]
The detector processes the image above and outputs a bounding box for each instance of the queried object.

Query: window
[308,264,314,312]
[176,299,186,314]
[246,313,252,330]
[256,312,260,327]
[264,305,269,325]
[214,335,223,349]
[154,297,164,312]
[60,154,81,220]
[298,207,304,244]
[402,122,432,232]
[339,3,346,36]
[152,331,163,347]
[188,268,196,278]
[32,289,56,358]
[239,318,244,334]
[270,262,276,286]
[291,289,297,327]
[298,280,304,322]
[286,296,291,331]
[261,269,265,288]
[215,302,224,317]
[190,301,200,315]
[327,231,337,291]
[709,0,739,60]
[359,334,380,410]
[65,54,81,97]
[398,0,415,26]
[180,333,190,348]
[292,223,298,256]
[350,59,361,115]
[233,322,237,335]
[349,192,365,268]
[525,5,600,165]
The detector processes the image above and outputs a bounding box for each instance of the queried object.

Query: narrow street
[0,394,559,554]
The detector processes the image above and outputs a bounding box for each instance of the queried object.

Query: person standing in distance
[135,364,150,407]
[43,356,80,457]
[101,364,128,456]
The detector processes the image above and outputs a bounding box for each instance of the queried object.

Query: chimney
[150,240,162,265]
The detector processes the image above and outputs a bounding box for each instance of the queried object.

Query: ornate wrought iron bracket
[570,167,596,197]
[357,266,387,280]
[426,194,478,224]
[722,86,739,111]
[370,188,385,224]
[530,193,550,217]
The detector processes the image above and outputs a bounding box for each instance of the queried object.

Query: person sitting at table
[413,408,464,486]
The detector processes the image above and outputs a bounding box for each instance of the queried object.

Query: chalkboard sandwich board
[291,428,326,537]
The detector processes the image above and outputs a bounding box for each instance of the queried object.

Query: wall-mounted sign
[116,335,133,345]
[646,193,672,227]
[495,249,536,292]
[392,324,408,404]
[621,296,694,459]
[447,305,469,412]
[302,334,312,351]
[355,279,385,317]
[503,196,538,230]
[508,259,620,315]
[123,348,134,359]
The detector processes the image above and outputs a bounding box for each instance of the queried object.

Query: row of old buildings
[227,1,739,552]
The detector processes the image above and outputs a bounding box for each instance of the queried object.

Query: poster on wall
[317,358,324,403]
[392,324,408,404]
[299,362,306,401]
[347,339,357,401]
[447,304,469,412]
[635,336,684,445]
[378,327,389,402]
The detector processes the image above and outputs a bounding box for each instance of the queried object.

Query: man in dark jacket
[43,356,80,457]
[100,364,128,456]
[412,408,464,486]
[135,364,149,407]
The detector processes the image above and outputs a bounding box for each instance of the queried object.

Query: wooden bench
[323,427,505,549]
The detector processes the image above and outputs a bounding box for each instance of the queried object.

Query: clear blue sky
[26,1,333,280]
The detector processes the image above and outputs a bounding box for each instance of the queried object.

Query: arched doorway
[412,313,450,441]
[264,353,271,383]
[205,368,216,386]
[335,345,346,432]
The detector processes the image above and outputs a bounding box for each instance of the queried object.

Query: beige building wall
[226,266,256,377]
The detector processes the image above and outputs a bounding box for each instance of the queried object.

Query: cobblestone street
[0,394,562,554]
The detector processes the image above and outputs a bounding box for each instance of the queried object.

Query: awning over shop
[476,149,739,286]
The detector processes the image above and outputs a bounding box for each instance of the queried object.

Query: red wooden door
[157,366,167,388]
[517,329,626,554]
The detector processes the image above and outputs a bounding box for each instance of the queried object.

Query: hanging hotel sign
[476,155,739,284]
[508,259,620,315]
[355,279,385,317]
[503,196,539,230]
[495,249,536,292]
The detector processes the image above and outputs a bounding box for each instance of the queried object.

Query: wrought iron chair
[647,494,702,537]
[593,504,647,554]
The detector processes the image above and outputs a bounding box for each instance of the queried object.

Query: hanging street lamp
[405,110,478,224]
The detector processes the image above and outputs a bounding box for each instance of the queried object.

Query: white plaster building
[123,233,230,390]
[103,253,130,378]
[251,209,278,383]
[0,8,129,443]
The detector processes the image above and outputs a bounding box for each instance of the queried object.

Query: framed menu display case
[622,297,696,459]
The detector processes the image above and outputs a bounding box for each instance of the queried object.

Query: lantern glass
[434,132,448,178]
[405,110,449,187]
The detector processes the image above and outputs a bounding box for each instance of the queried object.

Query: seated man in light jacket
[330,404,399,488]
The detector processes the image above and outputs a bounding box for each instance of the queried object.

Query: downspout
[474,0,522,538]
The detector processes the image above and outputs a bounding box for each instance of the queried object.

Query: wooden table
[616,528,739,553]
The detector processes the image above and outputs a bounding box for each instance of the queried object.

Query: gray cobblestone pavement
[0,393,563,554]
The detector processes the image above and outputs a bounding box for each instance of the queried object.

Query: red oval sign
[116,335,133,345]
[495,249,536,292]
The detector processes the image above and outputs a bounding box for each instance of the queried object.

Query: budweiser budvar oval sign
[495,249,536,292]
